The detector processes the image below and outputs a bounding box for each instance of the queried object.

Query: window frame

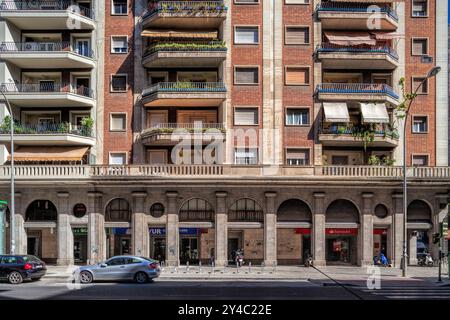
[234,65,260,85]
[233,106,260,126]
[233,25,260,45]
[284,25,310,45]
[285,107,310,126]
[411,76,429,95]
[411,37,428,56]
[284,66,310,86]
[411,0,428,18]
[109,112,127,132]
[111,0,128,15]
[234,0,259,4]
[411,154,429,167]
[110,74,128,92]
[110,35,128,54]
[411,115,428,134]
[234,147,259,165]
[109,152,128,165]
[285,148,311,166]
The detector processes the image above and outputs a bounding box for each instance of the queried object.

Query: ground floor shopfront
[1,182,448,267]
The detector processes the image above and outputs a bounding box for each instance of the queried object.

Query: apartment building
[0,0,448,267]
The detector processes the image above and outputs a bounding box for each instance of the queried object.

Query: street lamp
[402,66,441,277]
[0,89,15,255]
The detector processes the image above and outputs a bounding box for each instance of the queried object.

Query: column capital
[265,192,277,198]
[57,192,69,198]
[362,192,374,199]
[215,191,227,198]
[313,192,325,198]
[132,191,147,198]
[88,191,103,198]
[166,191,178,198]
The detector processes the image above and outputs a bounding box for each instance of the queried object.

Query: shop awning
[141,30,218,39]
[360,103,390,123]
[324,31,376,46]
[9,146,89,162]
[323,102,350,122]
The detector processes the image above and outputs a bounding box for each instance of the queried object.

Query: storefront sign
[373,229,388,235]
[149,228,201,236]
[295,228,311,235]
[326,228,358,235]
[72,227,88,235]
[112,228,131,235]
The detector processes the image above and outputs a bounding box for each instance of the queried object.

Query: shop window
[229,198,263,222]
[105,198,131,222]
[407,200,432,223]
[326,199,359,223]
[277,199,312,222]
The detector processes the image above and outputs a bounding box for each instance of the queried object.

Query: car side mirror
[100,263,107,268]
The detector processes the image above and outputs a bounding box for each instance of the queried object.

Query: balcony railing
[144,40,226,55]
[143,1,227,20]
[179,210,214,222]
[315,83,399,100]
[0,1,95,19]
[319,123,399,139]
[147,123,224,131]
[0,42,94,58]
[316,1,398,21]
[228,210,264,222]
[315,43,398,60]
[0,82,94,98]
[143,82,226,95]
[0,122,93,137]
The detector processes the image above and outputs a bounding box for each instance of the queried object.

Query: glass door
[75,39,90,57]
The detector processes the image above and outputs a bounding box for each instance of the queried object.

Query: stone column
[87,192,105,264]
[215,192,228,267]
[12,192,26,255]
[165,192,179,267]
[264,192,277,266]
[392,193,404,268]
[432,194,448,260]
[360,193,374,266]
[57,192,74,266]
[312,192,326,266]
[409,231,418,265]
[132,192,148,257]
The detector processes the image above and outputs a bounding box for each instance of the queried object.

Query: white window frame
[109,112,127,132]
[285,148,310,166]
[285,107,310,126]
[234,147,259,165]
[234,25,260,45]
[412,115,428,133]
[110,35,128,54]
[111,0,128,15]
[109,152,128,165]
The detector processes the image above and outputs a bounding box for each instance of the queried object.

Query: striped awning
[323,102,350,123]
[324,31,376,46]
[141,30,218,39]
[9,146,89,162]
[360,103,390,123]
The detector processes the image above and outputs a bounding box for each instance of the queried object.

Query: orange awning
[141,29,218,39]
[9,146,89,162]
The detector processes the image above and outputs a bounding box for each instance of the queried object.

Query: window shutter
[285,27,309,44]
[412,39,426,55]
[287,149,307,160]
[110,153,126,165]
[235,68,258,84]
[112,37,127,49]
[111,114,125,130]
[235,27,258,44]
[285,68,308,85]
[235,108,258,125]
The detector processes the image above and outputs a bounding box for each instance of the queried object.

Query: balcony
[318,123,399,148]
[142,1,227,29]
[141,123,225,145]
[315,83,399,105]
[315,43,398,70]
[0,1,95,30]
[0,42,95,69]
[142,82,226,107]
[316,2,398,31]
[0,83,95,107]
[142,41,227,68]
[0,122,95,147]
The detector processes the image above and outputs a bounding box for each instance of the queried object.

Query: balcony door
[75,39,90,57]
[75,77,90,96]
[147,150,167,164]
[147,110,167,128]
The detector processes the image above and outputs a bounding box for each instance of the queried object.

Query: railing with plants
[143,1,227,20]
[0,41,94,58]
[0,1,95,19]
[0,82,94,98]
[315,83,399,100]
[144,40,226,55]
[316,1,398,21]
[141,123,226,137]
[316,43,398,60]
[319,123,399,139]
[0,116,94,137]
[143,82,226,95]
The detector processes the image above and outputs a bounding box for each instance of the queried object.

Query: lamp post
[0,89,15,255]
[401,66,441,277]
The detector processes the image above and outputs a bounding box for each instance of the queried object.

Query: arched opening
[276,199,312,265]
[25,200,58,263]
[105,198,131,258]
[178,198,215,265]
[228,198,264,264]
[325,199,360,265]
[407,200,433,265]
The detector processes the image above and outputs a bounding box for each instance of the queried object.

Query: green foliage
[351,124,376,151]
[368,154,396,166]
[147,41,226,53]
[81,117,94,129]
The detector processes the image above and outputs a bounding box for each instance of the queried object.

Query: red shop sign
[373,229,388,235]
[326,228,358,235]
[295,228,311,235]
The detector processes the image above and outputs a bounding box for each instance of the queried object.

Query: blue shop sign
[149,227,199,236]
[113,228,130,235]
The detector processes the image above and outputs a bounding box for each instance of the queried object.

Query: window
[285,67,309,85]
[111,74,127,92]
[109,152,127,165]
[107,258,126,266]
[234,148,258,165]
[235,67,259,85]
[285,108,309,126]
[412,77,428,94]
[286,149,309,166]
[285,26,309,45]
[412,38,428,55]
[235,0,259,3]
[412,155,428,166]
[112,0,127,14]
[412,116,428,133]
[111,36,128,53]
[234,26,259,44]
[234,107,258,125]
[412,0,427,17]
[110,113,126,131]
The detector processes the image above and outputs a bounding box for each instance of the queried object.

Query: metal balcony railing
[144,40,226,55]
[0,1,95,19]
[315,83,399,100]
[316,1,398,21]
[319,123,399,139]
[315,43,398,60]
[143,1,227,20]
[228,210,264,222]
[0,122,94,137]
[179,210,215,222]
[0,82,94,98]
[149,123,225,130]
[143,82,226,95]
[0,41,94,58]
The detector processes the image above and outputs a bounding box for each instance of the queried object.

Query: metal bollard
[236,261,239,273]
[261,261,265,274]
[186,261,189,273]
[272,261,277,274]
[248,261,252,273]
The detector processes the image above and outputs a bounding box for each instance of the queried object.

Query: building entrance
[180,237,199,265]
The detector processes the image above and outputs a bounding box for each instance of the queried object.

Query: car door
[93,257,122,280]
[104,257,127,281]
[123,257,143,280]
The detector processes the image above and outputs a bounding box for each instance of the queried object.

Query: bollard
[272,261,277,274]
[198,261,202,273]
[222,261,227,274]
[160,261,165,272]
[248,261,252,274]
[186,261,189,273]
[236,261,239,273]
[261,261,265,274]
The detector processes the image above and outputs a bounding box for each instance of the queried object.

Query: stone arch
[179,197,215,221]
[407,199,432,223]
[25,199,58,222]
[229,197,264,222]
[105,198,131,222]
[277,199,312,222]
[325,199,360,223]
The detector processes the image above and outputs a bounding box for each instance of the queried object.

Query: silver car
[75,255,161,284]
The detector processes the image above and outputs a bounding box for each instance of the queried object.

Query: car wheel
[8,271,23,285]
[79,271,93,284]
[134,272,148,284]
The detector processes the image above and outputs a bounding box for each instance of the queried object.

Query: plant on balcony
[368,155,396,166]
[147,41,226,53]
[81,117,94,136]
[0,116,12,134]
[57,122,70,133]
[351,124,375,151]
